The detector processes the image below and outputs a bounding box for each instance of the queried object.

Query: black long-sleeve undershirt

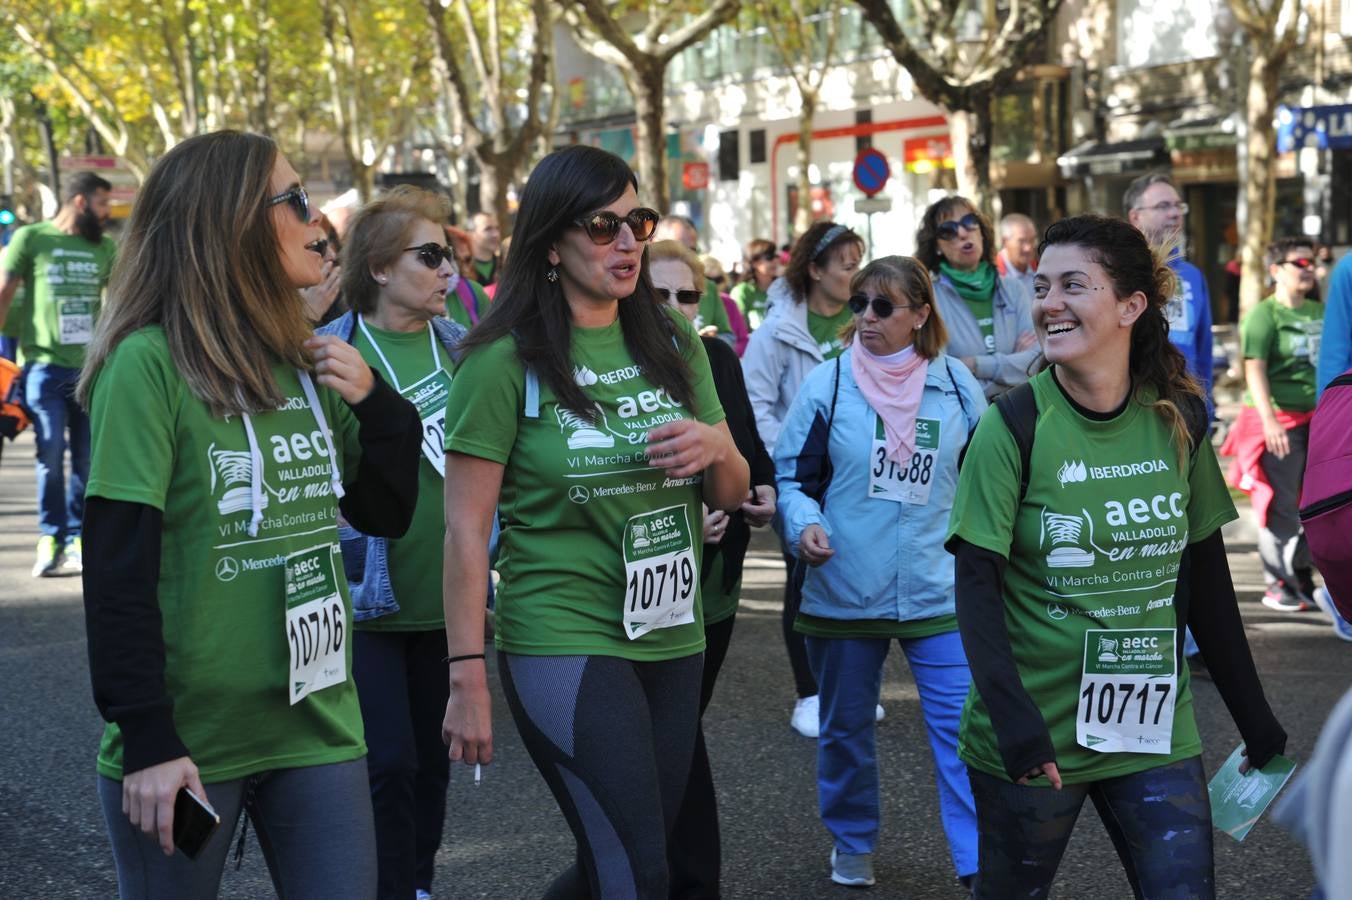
[83,375,421,776]
[954,530,1286,782]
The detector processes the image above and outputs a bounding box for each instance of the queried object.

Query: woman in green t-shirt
[440,145,749,898]
[916,196,1039,400]
[320,186,467,900]
[947,216,1287,898]
[730,237,780,330]
[77,131,421,896]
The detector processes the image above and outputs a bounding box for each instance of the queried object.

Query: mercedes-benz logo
[568,485,590,504]
[1047,602,1068,621]
[215,556,240,582]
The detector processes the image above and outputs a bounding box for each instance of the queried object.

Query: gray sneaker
[830,849,875,888]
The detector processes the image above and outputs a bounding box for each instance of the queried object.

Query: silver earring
[546,266,559,283]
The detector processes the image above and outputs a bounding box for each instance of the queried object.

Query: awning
[1056,136,1168,178]
[1164,113,1240,152]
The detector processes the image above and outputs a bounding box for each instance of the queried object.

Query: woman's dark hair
[1038,215,1202,463]
[782,221,865,304]
[915,195,996,273]
[456,145,693,418]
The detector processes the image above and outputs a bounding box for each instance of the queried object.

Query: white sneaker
[791,695,820,738]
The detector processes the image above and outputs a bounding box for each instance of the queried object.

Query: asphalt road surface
[1,428,1344,899]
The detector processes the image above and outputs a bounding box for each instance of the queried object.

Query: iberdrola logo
[1057,460,1087,487]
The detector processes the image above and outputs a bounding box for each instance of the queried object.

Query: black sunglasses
[1281,257,1314,270]
[403,243,458,270]
[573,208,660,245]
[655,287,703,306]
[848,293,920,319]
[751,249,779,263]
[935,212,982,242]
[266,185,310,223]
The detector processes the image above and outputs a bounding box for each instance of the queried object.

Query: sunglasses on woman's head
[266,185,311,223]
[655,287,703,306]
[848,293,918,319]
[403,243,458,270]
[573,208,661,245]
[935,212,982,242]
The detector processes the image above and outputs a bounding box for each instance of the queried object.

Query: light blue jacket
[775,348,986,622]
[1318,254,1352,396]
[316,311,468,621]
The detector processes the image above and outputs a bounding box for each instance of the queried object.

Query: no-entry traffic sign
[852,148,890,197]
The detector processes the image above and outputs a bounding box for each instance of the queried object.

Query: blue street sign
[852,149,890,198]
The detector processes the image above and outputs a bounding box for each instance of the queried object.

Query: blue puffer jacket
[775,348,986,622]
[316,311,467,621]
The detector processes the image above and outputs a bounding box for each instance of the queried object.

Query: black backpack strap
[826,356,842,433]
[994,382,1038,502]
[1180,393,1209,460]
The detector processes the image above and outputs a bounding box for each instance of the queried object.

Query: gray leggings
[500,651,704,900]
[98,757,376,900]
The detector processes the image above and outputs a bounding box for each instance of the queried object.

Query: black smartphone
[172,787,221,859]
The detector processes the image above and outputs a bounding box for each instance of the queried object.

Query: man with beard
[0,172,116,577]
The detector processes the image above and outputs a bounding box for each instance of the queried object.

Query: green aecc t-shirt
[807,305,853,360]
[1240,296,1323,413]
[0,221,116,368]
[946,369,1237,785]
[86,327,366,782]
[350,319,453,630]
[444,309,725,660]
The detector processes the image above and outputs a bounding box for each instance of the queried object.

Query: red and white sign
[682,162,710,191]
[903,136,954,174]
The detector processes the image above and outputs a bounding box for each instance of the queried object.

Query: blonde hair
[647,240,705,285]
[78,131,315,416]
[841,255,948,359]
[342,186,452,316]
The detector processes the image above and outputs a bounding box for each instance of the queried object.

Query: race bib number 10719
[621,505,698,640]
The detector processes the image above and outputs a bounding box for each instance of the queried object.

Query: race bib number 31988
[1076,628,1176,755]
[284,544,348,705]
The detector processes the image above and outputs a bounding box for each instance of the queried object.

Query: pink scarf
[851,340,928,464]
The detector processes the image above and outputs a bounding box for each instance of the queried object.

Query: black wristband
[445,653,486,665]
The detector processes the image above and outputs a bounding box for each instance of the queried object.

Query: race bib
[1165,293,1191,333]
[1076,628,1176,755]
[58,297,94,345]
[284,544,348,705]
[621,505,698,639]
[1294,320,1322,361]
[402,368,452,477]
[868,415,940,506]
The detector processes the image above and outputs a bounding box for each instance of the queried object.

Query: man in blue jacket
[1317,252,1352,395]
[1125,173,1214,418]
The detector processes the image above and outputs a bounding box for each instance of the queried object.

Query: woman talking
[948,215,1286,898]
[78,131,421,898]
[776,256,985,891]
[440,145,749,898]
[316,186,466,900]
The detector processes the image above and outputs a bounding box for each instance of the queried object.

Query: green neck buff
[939,260,997,304]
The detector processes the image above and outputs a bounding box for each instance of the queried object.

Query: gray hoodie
[740,277,824,452]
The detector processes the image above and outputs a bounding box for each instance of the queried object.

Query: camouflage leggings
[968,755,1213,899]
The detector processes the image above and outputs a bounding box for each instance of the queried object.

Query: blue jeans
[98,758,377,900]
[0,336,16,361]
[805,629,978,877]
[23,362,89,542]
[967,755,1213,899]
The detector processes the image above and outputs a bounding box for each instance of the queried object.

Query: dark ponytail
[1039,215,1202,465]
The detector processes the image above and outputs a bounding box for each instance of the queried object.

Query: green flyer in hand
[1208,743,1297,842]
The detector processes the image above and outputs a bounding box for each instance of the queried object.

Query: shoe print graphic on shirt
[555,405,615,450]
[630,521,653,549]
[1096,635,1120,663]
[1039,507,1097,569]
[209,443,270,516]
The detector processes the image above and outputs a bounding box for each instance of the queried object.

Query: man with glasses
[0,172,116,577]
[1124,172,1214,418]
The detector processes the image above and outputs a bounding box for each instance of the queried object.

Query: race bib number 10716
[284,544,348,705]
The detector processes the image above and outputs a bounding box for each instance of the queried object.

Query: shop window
[718,131,740,181]
[750,129,767,165]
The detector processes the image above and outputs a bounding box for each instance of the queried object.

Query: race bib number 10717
[1076,628,1176,755]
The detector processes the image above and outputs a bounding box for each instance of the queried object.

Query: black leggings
[499,651,704,899]
[781,550,818,698]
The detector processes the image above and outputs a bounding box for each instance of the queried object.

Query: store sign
[903,135,953,174]
[1277,104,1352,152]
[682,162,709,190]
[567,77,586,110]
